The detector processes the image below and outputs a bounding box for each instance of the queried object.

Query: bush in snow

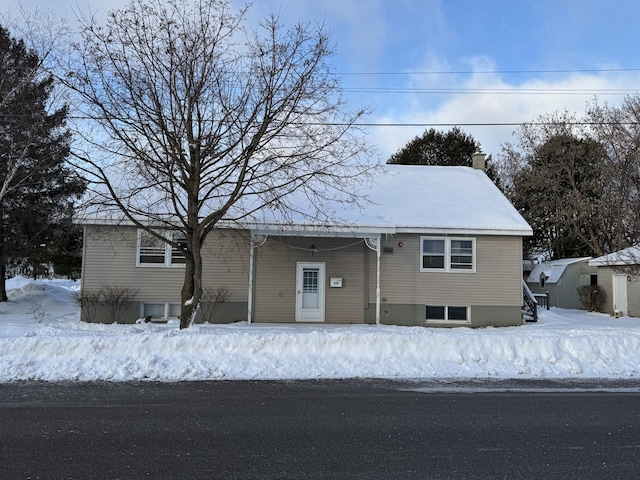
[27,305,46,323]
[199,286,230,323]
[72,289,103,323]
[101,285,138,324]
[577,285,607,312]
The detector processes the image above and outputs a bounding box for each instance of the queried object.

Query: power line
[3,113,640,128]
[342,87,639,96]
[4,66,637,75]
[62,118,640,128]
[337,67,640,76]
[341,122,640,127]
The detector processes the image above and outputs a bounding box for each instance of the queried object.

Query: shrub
[577,284,607,312]
[101,285,138,323]
[199,286,230,323]
[27,305,46,323]
[72,289,103,323]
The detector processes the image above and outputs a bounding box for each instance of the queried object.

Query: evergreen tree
[507,133,606,259]
[0,25,85,299]
[387,127,501,186]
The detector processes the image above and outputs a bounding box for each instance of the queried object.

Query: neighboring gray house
[589,246,640,317]
[78,164,533,328]
[526,258,597,309]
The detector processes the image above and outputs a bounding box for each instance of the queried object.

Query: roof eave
[77,216,533,238]
[393,226,533,236]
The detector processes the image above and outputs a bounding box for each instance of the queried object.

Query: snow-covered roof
[80,165,533,237]
[246,166,532,236]
[527,257,591,284]
[351,165,531,234]
[590,246,640,267]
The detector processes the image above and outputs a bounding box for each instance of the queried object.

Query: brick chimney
[472,150,486,171]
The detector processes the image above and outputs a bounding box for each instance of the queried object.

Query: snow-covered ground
[1,277,640,382]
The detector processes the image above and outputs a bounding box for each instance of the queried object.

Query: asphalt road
[1,379,640,479]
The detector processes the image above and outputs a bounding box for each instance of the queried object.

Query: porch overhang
[245,222,395,238]
[246,224,384,327]
[238,220,532,238]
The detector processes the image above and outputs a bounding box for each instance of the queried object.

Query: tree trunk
[0,200,6,301]
[180,237,203,329]
[0,263,7,302]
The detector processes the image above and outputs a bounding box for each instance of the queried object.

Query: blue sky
[5,0,640,160]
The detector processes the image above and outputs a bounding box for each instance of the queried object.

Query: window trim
[420,236,476,273]
[136,229,186,268]
[425,305,471,324]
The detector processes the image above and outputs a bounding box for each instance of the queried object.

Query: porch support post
[364,236,382,326]
[375,237,381,326]
[247,243,254,324]
[247,234,267,325]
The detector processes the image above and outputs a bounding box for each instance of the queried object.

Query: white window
[137,230,186,267]
[426,305,470,324]
[420,237,475,272]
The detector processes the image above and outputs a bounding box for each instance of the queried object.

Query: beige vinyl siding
[81,225,249,303]
[253,237,366,323]
[371,234,523,307]
[629,277,640,317]
[596,266,640,317]
[82,225,526,326]
[596,267,614,315]
[200,230,250,302]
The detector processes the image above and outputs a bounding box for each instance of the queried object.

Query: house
[589,246,640,317]
[526,257,597,309]
[78,160,533,327]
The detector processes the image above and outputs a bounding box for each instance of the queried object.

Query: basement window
[141,302,181,321]
[426,305,470,324]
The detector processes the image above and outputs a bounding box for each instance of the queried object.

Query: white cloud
[7,0,640,164]
[369,58,640,160]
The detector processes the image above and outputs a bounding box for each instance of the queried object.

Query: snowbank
[1,277,640,382]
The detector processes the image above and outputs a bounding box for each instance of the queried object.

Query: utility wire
[336,67,640,75]
[341,87,638,96]
[4,114,640,128]
[4,66,639,75]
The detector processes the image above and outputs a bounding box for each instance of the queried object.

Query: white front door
[296,262,325,322]
[612,274,628,316]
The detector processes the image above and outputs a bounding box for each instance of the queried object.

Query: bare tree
[499,97,640,261]
[586,96,640,252]
[62,0,377,328]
